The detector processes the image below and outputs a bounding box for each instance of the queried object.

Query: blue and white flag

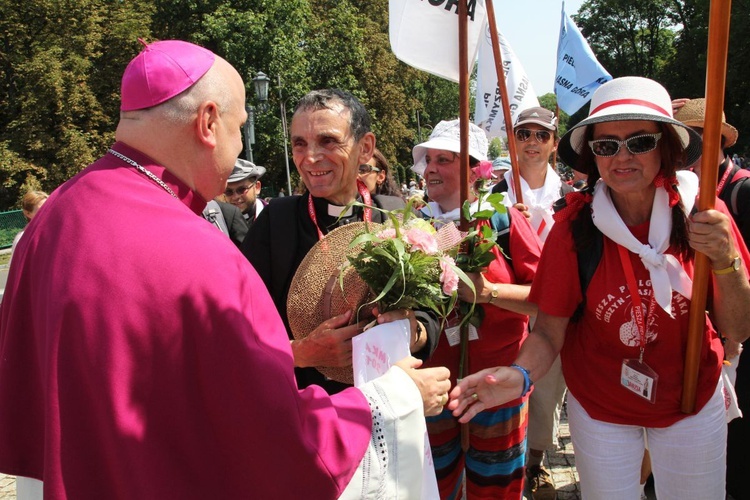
[389,0,487,83]
[475,27,538,138]
[555,2,611,115]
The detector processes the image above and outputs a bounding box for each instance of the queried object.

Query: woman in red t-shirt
[411,119,542,499]
[449,77,750,499]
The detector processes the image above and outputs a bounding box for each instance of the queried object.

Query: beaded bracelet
[510,364,534,398]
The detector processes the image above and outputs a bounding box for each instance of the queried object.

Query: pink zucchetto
[120,39,215,111]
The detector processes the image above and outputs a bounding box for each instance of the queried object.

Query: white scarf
[420,200,480,227]
[591,170,699,316]
[503,165,561,242]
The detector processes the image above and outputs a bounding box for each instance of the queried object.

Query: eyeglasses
[358,164,382,174]
[224,182,255,197]
[515,128,553,144]
[588,133,662,157]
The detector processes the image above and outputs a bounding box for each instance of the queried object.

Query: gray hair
[294,89,371,141]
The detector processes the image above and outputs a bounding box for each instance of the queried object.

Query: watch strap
[713,255,741,275]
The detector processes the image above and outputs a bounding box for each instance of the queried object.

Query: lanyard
[617,244,656,362]
[715,158,733,194]
[307,179,373,240]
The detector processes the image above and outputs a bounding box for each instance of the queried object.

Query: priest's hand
[395,357,451,417]
[372,307,426,352]
[292,310,361,368]
[448,366,523,423]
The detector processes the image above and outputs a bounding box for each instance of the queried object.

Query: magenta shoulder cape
[0,143,371,499]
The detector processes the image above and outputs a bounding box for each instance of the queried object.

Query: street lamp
[252,71,271,113]
[252,71,292,196]
[244,105,255,162]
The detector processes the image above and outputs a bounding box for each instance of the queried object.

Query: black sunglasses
[358,164,382,174]
[515,128,553,144]
[224,182,255,197]
[588,133,662,157]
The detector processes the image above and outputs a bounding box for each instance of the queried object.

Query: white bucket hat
[411,119,488,176]
[557,76,702,170]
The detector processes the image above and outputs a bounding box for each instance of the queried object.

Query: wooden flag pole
[457,0,472,453]
[484,0,524,205]
[681,0,733,414]
[552,104,560,172]
[458,0,471,233]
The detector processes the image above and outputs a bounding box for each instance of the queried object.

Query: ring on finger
[471,393,479,401]
[440,394,448,406]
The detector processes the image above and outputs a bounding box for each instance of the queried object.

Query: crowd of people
[1,39,749,500]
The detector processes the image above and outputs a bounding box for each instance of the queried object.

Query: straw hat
[411,119,488,176]
[557,76,703,169]
[287,222,383,384]
[674,98,738,148]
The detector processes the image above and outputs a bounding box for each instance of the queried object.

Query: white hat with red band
[558,76,702,169]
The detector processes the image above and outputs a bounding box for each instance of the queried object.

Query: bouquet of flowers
[344,197,472,324]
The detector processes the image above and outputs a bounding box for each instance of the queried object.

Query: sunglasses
[588,133,662,157]
[358,164,382,174]
[224,182,255,197]
[515,128,553,144]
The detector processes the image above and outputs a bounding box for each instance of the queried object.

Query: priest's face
[291,103,375,206]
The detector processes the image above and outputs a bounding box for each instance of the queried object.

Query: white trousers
[567,382,726,500]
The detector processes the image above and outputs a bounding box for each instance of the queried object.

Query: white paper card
[352,319,439,500]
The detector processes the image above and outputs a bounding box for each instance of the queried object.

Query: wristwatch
[713,255,741,275]
[489,285,499,304]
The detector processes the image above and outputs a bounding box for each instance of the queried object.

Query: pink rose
[439,256,459,295]
[471,160,494,180]
[405,228,439,254]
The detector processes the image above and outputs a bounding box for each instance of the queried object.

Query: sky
[491,0,587,95]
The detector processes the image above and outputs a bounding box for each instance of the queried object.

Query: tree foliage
[575,0,677,78]
[3,0,749,208]
[576,0,750,154]
[0,0,153,209]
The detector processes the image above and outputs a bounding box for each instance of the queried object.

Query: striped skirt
[426,399,528,499]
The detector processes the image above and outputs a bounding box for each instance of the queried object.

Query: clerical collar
[327,204,354,217]
[308,180,373,241]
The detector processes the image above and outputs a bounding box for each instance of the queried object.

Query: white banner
[389,0,487,82]
[474,27,539,138]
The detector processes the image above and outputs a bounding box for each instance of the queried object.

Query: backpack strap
[570,223,602,323]
[553,194,602,323]
[729,169,750,216]
[490,209,512,262]
[202,200,230,235]
[491,178,509,195]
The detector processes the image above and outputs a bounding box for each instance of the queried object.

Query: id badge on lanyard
[617,245,659,403]
[444,315,479,347]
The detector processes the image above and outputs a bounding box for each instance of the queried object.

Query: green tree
[538,92,570,137]
[0,0,153,209]
[575,0,677,79]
